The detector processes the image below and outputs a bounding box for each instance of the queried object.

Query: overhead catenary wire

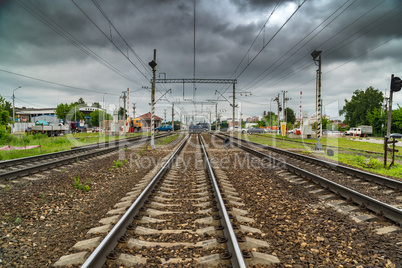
[0,68,119,96]
[262,2,400,90]
[71,0,149,82]
[216,0,307,98]
[242,0,358,92]
[15,0,142,86]
[91,0,151,76]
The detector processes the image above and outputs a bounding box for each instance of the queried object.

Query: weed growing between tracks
[72,174,90,192]
[111,159,128,169]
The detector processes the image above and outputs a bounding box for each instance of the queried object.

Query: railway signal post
[149,49,157,148]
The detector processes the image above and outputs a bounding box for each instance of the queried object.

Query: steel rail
[81,135,189,268]
[0,147,116,180]
[216,134,402,225]
[0,134,171,180]
[199,134,246,268]
[0,134,171,169]
[221,134,402,190]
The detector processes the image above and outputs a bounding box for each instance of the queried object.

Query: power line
[245,0,394,93]
[243,0,357,92]
[71,0,149,81]
[234,0,307,81]
[0,68,119,96]
[91,0,151,75]
[216,0,306,99]
[16,0,142,86]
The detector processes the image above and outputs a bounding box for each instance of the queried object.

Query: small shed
[137,112,163,131]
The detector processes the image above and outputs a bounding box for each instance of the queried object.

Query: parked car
[189,125,204,133]
[247,127,264,134]
[155,125,173,133]
[390,133,402,139]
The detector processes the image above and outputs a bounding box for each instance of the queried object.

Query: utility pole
[215,103,218,131]
[149,49,157,148]
[273,94,280,133]
[232,82,235,130]
[12,86,22,131]
[132,103,136,118]
[387,75,394,138]
[311,50,323,150]
[164,109,167,124]
[122,91,127,120]
[121,90,127,135]
[171,104,174,131]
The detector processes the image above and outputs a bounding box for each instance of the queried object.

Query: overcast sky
[1,0,402,123]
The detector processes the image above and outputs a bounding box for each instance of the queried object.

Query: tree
[118,107,127,120]
[56,103,70,122]
[340,86,383,127]
[366,107,386,136]
[284,107,296,124]
[257,112,277,127]
[0,95,11,125]
[90,110,112,127]
[73,97,86,106]
[92,102,101,108]
[391,104,402,133]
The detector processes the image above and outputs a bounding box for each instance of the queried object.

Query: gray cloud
[0,0,401,120]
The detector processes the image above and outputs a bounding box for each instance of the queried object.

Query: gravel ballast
[0,142,172,267]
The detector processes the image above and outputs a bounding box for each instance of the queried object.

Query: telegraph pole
[171,104,174,131]
[149,49,157,148]
[215,103,218,131]
[122,91,127,120]
[132,103,136,118]
[232,82,235,130]
[311,50,323,150]
[273,94,280,133]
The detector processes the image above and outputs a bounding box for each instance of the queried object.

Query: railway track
[215,133,402,226]
[56,134,279,267]
[0,134,170,181]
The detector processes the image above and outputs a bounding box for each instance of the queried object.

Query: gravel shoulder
[0,142,172,267]
[204,134,401,267]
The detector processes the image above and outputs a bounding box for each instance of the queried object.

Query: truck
[31,123,69,137]
[69,121,87,133]
[126,117,143,132]
[344,125,372,137]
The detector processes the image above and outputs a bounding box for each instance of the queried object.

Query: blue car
[155,125,173,133]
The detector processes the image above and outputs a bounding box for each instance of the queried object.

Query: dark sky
[1,0,401,122]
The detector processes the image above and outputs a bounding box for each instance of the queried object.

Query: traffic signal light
[391,76,401,92]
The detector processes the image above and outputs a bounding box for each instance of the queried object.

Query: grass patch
[0,131,150,161]
[242,133,402,178]
[72,174,90,192]
[111,159,128,169]
[155,134,179,146]
[326,153,402,178]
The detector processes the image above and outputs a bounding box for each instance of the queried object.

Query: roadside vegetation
[0,128,147,161]
[245,134,402,178]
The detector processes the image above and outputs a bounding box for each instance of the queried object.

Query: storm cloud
[0,0,401,121]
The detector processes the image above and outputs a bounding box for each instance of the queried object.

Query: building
[226,118,240,128]
[15,107,57,123]
[246,116,259,123]
[137,112,163,130]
